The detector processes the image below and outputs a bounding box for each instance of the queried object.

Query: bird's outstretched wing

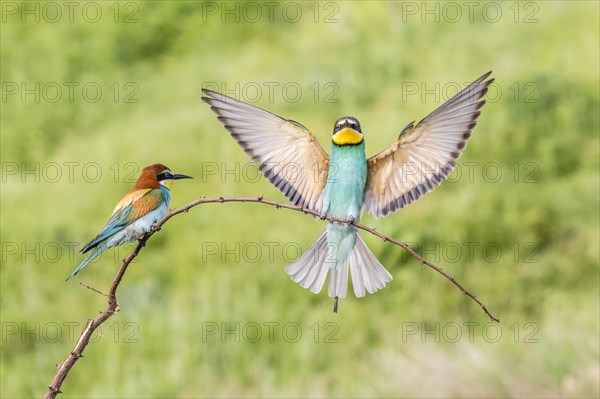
[202,89,330,211]
[364,72,494,218]
[81,188,165,253]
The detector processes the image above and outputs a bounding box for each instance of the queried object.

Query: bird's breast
[324,144,367,219]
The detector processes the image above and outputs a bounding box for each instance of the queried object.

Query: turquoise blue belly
[322,142,367,268]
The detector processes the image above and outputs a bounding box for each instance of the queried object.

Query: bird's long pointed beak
[173,174,193,180]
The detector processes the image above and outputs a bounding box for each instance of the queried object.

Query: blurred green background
[1,1,598,397]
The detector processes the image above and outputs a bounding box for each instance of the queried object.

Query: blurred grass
[1,1,599,397]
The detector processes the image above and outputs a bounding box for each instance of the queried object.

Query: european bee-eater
[67,163,192,280]
[202,72,493,311]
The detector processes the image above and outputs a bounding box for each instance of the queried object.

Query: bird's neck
[132,174,160,191]
[330,141,366,159]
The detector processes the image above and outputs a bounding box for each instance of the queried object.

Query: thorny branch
[45,195,499,398]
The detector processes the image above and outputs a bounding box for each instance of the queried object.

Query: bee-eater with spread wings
[202,72,493,311]
[66,163,192,280]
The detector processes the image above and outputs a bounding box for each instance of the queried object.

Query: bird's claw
[151,223,161,232]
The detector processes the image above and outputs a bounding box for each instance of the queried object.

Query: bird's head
[134,164,193,191]
[332,116,363,146]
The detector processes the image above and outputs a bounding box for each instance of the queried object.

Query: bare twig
[162,196,499,322]
[44,235,150,398]
[77,282,108,297]
[45,195,498,398]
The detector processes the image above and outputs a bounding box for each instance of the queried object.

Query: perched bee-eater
[202,72,493,311]
[66,163,192,280]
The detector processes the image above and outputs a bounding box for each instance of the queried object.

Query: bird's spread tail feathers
[66,242,108,281]
[347,234,393,297]
[285,230,392,301]
[285,231,330,294]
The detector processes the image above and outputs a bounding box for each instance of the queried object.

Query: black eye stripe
[158,171,173,181]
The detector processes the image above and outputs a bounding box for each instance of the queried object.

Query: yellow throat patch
[162,180,174,190]
[332,128,363,145]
